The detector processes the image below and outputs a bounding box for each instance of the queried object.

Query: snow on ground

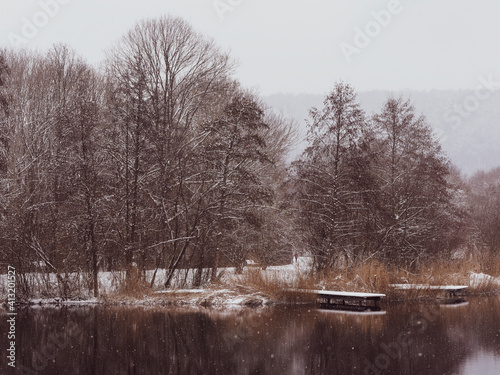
[0,257,313,307]
[3,259,497,308]
[28,298,102,306]
[469,272,500,287]
[390,284,468,290]
[225,256,313,286]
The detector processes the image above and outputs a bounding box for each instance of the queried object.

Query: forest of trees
[1,16,499,297]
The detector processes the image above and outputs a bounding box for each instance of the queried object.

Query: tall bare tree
[372,97,452,266]
[105,16,235,284]
[291,83,368,269]
[201,93,274,279]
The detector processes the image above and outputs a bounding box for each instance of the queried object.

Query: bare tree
[291,83,367,270]
[105,15,235,285]
[372,97,453,266]
[0,47,111,297]
[0,50,58,283]
[468,167,500,262]
[201,93,273,280]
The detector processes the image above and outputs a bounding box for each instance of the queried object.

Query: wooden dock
[389,284,468,297]
[291,289,386,311]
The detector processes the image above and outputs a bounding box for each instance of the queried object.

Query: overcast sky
[1,0,500,96]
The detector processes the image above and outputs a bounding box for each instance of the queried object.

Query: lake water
[1,297,500,374]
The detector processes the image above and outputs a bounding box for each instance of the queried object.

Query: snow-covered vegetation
[2,257,499,307]
[0,257,313,306]
[1,16,500,302]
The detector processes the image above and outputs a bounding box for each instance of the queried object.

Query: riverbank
[15,286,274,308]
[2,257,500,308]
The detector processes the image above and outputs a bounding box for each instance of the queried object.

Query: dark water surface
[1,297,500,374]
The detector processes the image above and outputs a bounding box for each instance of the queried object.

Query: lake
[1,297,500,374]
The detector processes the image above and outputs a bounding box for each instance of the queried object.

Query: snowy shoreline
[2,257,500,309]
[2,287,276,310]
[0,258,312,309]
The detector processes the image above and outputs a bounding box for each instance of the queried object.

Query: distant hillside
[264,90,500,175]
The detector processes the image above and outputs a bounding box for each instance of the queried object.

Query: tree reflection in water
[5,297,500,375]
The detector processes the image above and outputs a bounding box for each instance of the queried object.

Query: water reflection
[0,297,498,374]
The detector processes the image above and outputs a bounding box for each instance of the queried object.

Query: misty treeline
[0,16,498,297]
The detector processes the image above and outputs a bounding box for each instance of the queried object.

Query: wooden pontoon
[389,284,468,297]
[291,289,386,311]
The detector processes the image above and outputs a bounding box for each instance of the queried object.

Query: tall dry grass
[237,254,500,302]
[235,268,317,303]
